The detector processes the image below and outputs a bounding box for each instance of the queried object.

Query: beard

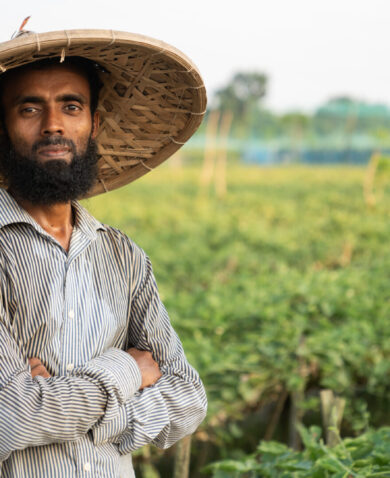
[0,135,99,205]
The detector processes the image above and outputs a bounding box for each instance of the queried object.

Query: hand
[126,348,162,390]
[29,357,51,378]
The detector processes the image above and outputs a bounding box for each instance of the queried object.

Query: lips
[37,146,71,158]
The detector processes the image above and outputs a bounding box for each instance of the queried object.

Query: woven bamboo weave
[0,30,207,196]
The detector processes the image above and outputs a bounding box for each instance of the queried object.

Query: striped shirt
[0,188,207,477]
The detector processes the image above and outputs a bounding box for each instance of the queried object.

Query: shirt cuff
[72,348,142,403]
[92,404,129,445]
[117,389,171,454]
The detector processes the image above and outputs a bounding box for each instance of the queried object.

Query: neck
[10,192,74,252]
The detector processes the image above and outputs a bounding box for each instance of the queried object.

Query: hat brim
[0,29,207,197]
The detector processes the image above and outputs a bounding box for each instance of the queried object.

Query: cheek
[67,118,93,148]
[8,134,34,157]
[5,118,36,155]
[74,125,93,149]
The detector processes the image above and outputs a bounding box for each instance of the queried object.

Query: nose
[40,107,64,136]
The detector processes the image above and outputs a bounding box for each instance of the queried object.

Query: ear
[91,111,100,139]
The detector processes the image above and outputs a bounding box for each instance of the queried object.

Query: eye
[64,104,82,112]
[21,106,39,114]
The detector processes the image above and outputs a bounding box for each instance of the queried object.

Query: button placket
[66,363,74,372]
[62,261,77,376]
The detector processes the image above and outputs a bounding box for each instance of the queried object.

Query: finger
[29,357,43,367]
[127,347,149,354]
[29,358,51,378]
[30,365,51,378]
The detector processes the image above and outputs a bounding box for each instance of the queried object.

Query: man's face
[0,64,100,204]
[1,64,99,162]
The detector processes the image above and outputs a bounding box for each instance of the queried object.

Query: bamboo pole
[288,337,307,450]
[320,390,346,447]
[137,446,160,478]
[264,388,288,441]
[215,111,233,199]
[173,435,192,478]
[363,151,380,207]
[200,110,220,190]
[170,151,183,169]
[288,390,304,450]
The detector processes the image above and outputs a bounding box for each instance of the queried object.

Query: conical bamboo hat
[0,29,207,196]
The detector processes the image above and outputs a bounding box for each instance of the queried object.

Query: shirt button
[66,363,74,372]
[84,462,91,472]
[68,309,75,319]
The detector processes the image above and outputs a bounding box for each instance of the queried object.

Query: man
[0,29,207,477]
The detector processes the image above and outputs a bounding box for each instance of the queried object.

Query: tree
[213,72,267,120]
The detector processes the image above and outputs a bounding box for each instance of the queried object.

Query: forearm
[0,371,105,457]
[92,358,207,452]
[0,347,141,461]
[121,367,207,452]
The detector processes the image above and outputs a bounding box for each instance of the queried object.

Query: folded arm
[0,313,141,461]
[92,251,207,452]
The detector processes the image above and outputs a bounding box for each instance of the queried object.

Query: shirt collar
[0,188,106,240]
[72,200,107,239]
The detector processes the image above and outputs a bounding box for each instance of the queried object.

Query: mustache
[31,136,76,155]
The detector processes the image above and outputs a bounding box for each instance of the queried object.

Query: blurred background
[2,2,390,477]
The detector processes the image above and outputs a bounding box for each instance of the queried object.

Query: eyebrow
[14,95,45,105]
[57,93,88,105]
[13,93,88,106]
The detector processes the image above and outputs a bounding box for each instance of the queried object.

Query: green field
[84,164,390,477]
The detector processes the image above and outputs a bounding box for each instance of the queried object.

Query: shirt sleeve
[0,278,141,461]
[91,249,207,452]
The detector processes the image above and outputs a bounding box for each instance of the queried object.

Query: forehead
[1,64,91,102]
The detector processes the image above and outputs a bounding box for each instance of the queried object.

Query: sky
[0,0,389,113]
